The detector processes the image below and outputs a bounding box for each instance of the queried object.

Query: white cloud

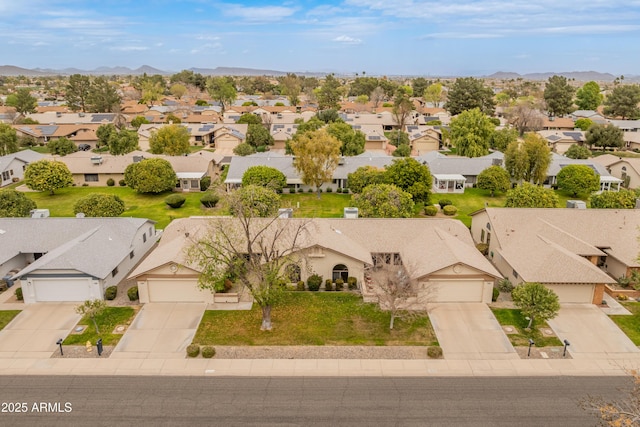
[333,35,363,45]
[110,46,149,52]
[222,4,296,22]
[421,32,502,39]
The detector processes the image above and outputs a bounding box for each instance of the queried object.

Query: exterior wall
[364,141,386,151]
[0,254,28,278]
[214,134,242,150]
[1,158,27,186]
[545,283,595,304]
[551,141,575,154]
[298,247,365,285]
[72,172,125,187]
[592,283,605,305]
[412,137,439,155]
[21,271,101,304]
[137,264,211,304]
[608,162,640,189]
[605,256,630,280]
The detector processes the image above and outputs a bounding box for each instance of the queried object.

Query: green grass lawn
[610,302,640,345]
[491,308,563,347]
[193,292,437,346]
[63,307,136,346]
[0,310,21,330]
[280,192,353,218]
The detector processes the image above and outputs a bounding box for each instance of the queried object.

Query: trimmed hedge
[427,346,443,359]
[106,178,115,186]
[325,279,333,291]
[186,344,200,357]
[307,274,322,291]
[347,277,358,290]
[335,278,344,291]
[296,281,305,291]
[438,199,452,209]
[201,346,216,358]
[442,205,458,216]
[424,205,438,216]
[165,194,186,208]
[127,286,139,301]
[15,287,23,301]
[105,286,117,300]
[200,192,219,208]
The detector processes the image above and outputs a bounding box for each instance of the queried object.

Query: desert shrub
[127,286,139,301]
[199,176,211,191]
[617,276,631,288]
[15,287,23,301]
[424,205,438,216]
[438,199,452,209]
[325,279,333,291]
[296,281,305,291]
[200,192,219,208]
[347,277,358,290]
[335,278,344,291]
[104,286,117,300]
[201,346,216,358]
[427,346,443,359]
[106,178,115,186]
[498,279,514,293]
[492,287,500,302]
[165,194,186,208]
[442,205,457,216]
[186,344,200,357]
[119,179,126,186]
[307,274,322,291]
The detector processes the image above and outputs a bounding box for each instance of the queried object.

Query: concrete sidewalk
[1,355,640,377]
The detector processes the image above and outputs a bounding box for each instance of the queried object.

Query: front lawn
[0,310,21,330]
[491,308,563,347]
[64,307,136,346]
[280,192,353,218]
[193,292,437,346]
[610,302,640,345]
[432,188,507,227]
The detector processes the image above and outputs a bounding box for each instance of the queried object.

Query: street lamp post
[528,339,535,357]
[563,339,571,357]
[56,338,63,356]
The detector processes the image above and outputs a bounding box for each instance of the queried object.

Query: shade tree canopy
[149,124,191,156]
[477,166,511,196]
[383,157,433,203]
[290,128,341,197]
[604,84,640,119]
[73,193,125,217]
[445,77,496,116]
[0,189,37,217]
[505,182,559,208]
[585,123,624,150]
[0,123,19,155]
[543,75,575,117]
[241,166,287,192]
[556,165,600,197]
[24,159,73,195]
[504,134,551,184]
[575,81,603,111]
[124,158,177,193]
[511,282,560,328]
[352,184,414,218]
[449,108,495,158]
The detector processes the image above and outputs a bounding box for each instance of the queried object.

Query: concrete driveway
[547,304,640,359]
[112,303,206,359]
[0,303,81,358]
[429,303,518,360]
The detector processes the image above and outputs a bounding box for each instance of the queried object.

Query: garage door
[33,278,93,302]
[546,284,594,303]
[422,280,484,303]
[147,279,209,303]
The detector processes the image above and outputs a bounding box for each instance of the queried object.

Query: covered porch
[433,174,466,193]
[176,172,206,192]
[599,176,623,192]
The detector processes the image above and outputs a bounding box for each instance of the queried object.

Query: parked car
[78,144,91,151]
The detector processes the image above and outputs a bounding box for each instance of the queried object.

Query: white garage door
[33,278,93,302]
[546,284,594,303]
[148,279,209,303]
[423,280,484,303]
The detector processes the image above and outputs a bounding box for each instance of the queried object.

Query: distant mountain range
[0,64,637,82]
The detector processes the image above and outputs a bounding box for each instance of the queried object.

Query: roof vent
[344,207,359,219]
[133,155,144,163]
[566,200,586,209]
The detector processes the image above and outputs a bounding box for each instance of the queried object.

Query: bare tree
[581,369,640,426]
[364,255,430,329]
[187,191,313,331]
[370,87,385,109]
[506,98,544,136]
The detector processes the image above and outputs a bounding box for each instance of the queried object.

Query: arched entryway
[332,264,349,282]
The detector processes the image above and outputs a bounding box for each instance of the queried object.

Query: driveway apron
[547,304,640,359]
[429,303,518,360]
[111,303,206,359]
[0,303,81,358]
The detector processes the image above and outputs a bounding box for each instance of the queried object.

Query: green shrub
[127,286,139,301]
[618,294,629,301]
[106,178,115,187]
[442,205,457,216]
[424,205,438,216]
[475,243,489,255]
[617,276,631,288]
[199,176,211,191]
[296,281,305,291]
[335,278,344,291]
[201,346,216,358]
[186,344,200,357]
[307,274,322,291]
[119,179,126,186]
[307,188,313,193]
[336,188,342,193]
[200,192,219,208]
[498,279,514,293]
[427,346,443,359]
[347,277,358,290]
[492,287,500,302]
[104,286,117,300]
[15,287,23,301]
[325,279,333,291]
[165,194,186,208]
[438,199,452,209]
[297,188,303,193]
[326,187,333,193]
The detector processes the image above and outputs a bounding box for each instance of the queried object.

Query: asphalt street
[0,375,630,426]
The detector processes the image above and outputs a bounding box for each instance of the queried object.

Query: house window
[486,222,491,230]
[149,226,153,237]
[143,233,147,243]
[9,170,13,176]
[112,267,119,277]
[480,229,485,243]
[176,181,181,188]
[309,246,324,257]
[512,270,518,279]
[129,250,135,259]
[191,180,199,189]
[332,264,349,282]
[84,174,99,182]
[1,171,9,181]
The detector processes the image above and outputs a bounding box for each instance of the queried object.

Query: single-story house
[0,150,44,187]
[270,123,298,150]
[13,124,101,147]
[540,116,577,131]
[416,151,505,192]
[470,208,640,304]
[570,110,607,124]
[592,156,640,189]
[405,125,442,155]
[350,124,389,151]
[544,153,623,191]
[129,217,501,305]
[137,123,244,151]
[23,112,117,126]
[2,217,157,304]
[537,130,586,154]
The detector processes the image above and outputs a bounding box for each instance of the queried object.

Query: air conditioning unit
[278,208,293,218]
[566,200,586,209]
[30,209,50,218]
[91,156,103,165]
[133,155,144,163]
[344,207,359,219]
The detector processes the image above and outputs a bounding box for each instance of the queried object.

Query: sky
[2,0,640,76]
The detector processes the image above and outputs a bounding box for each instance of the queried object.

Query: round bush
[335,278,344,291]
[119,179,126,186]
[106,178,115,187]
[199,176,211,191]
[296,281,305,291]
[105,286,117,300]
[424,205,438,216]
[427,346,443,359]
[438,199,452,209]
[15,287,23,301]
[442,205,458,216]
[186,344,200,357]
[165,194,186,208]
[127,286,139,301]
[347,277,358,290]
[326,187,333,193]
[201,346,216,358]
[200,192,219,208]
[307,274,322,291]
[325,279,333,291]
[297,188,303,193]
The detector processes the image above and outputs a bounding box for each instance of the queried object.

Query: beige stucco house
[129,217,501,305]
[593,156,640,189]
[470,208,640,304]
[405,125,442,155]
